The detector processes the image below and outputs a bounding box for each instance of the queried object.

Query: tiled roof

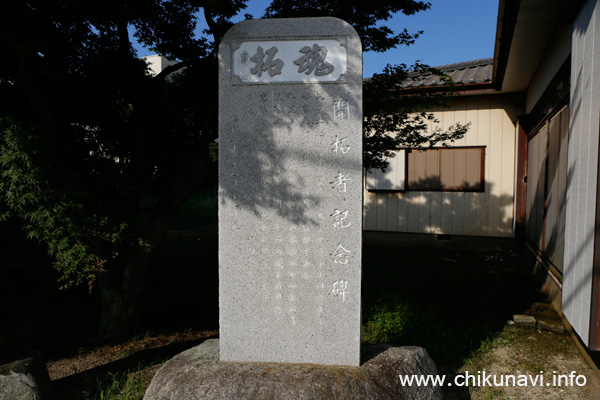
[400,58,493,88]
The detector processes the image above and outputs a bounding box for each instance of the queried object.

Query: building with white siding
[364,61,523,237]
[141,54,178,77]
[365,0,600,351]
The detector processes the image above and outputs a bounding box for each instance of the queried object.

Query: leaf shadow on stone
[218,75,362,228]
[364,178,515,237]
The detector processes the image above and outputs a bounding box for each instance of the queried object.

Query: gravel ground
[460,305,600,399]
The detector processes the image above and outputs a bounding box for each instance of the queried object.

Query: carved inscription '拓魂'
[233,39,347,83]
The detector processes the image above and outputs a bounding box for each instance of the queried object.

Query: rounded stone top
[221,17,361,48]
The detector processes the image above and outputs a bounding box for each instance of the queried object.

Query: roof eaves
[396,81,495,94]
[492,0,520,91]
[401,58,493,89]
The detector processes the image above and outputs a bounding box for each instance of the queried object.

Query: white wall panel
[563,0,600,347]
[526,24,572,113]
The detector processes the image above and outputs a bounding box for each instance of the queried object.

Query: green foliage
[264,0,431,52]
[172,189,218,228]
[363,62,470,171]
[96,365,157,400]
[0,1,227,297]
[208,141,218,163]
[138,189,217,229]
[362,294,411,344]
[0,119,126,290]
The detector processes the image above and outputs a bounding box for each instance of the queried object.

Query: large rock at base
[0,353,54,400]
[144,339,441,400]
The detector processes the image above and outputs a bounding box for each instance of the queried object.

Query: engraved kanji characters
[330,279,348,302]
[331,209,351,228]
[294,43,335,76]
[331,135,350,154]
[250,46,284,77]
[333,100,350,119]
[247,43,336,79]
[331,172,350,193]
[240,50,250,64]
[331,244,351,264]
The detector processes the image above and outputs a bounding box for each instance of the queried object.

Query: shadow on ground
[0,225,219,366]
[361,231,546,399]
[1,226,559,399]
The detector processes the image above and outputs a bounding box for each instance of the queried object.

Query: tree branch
[116,21,131,60]
[153,59,193,81]
[203,8,220,41]
[203,7,231,47]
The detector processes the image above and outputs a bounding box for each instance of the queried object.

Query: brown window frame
[405,146,486,192]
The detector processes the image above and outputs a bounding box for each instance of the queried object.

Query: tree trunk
[97,236,157,339]
[98,266,138,340]
[96,156,212,340]
[97,211,173,339]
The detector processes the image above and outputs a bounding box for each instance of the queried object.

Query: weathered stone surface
[513,314,536,328]
[144,339,442,400]
[0,354,53,400]
[218,17,363,366]
[537,320,566,334]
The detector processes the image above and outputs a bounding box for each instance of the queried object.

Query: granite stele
[218,17,362,366]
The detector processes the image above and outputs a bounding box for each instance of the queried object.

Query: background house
[141,54,178,77]
[363,59,523,238]
[364,0,600,352]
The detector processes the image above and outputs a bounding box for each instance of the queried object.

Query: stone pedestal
[144,339,442,400]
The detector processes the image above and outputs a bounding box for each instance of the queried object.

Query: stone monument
[218,17,363,366]
[145,18,442,399]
